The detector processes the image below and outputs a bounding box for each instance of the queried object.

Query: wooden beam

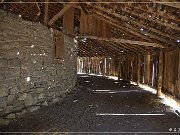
[48,1,76,26]
[63,7,74,34]
[44,0,49,25]
[137,54,141,85]
[34,0,41,21]
[78,36,165,48]
[148,0,180,9]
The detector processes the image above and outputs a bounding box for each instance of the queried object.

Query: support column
[118,57,121,80]
[137,54,141,85]
[157,49,163,96]
[145,53,151,85]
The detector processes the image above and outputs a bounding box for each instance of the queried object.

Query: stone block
[3,48,19,59]
[27,106,40,112]
[32,70,45,77]
[41,101,48,106]
[0,58,7,67]
[25,95,33,107]
[33,96,38,105]
[13,101,24,109]
[0,86,8,97]
[38,93,45,99]
[6,113,16,119]
[5,105,13,114]
[10,86,19,95]
[0,118,10,126]
[13,105,24,112]
[52,97,60,103]
[36,88,44,93]
[15,109,27,117]
[8,58,21,68]
[0,111,5,117]
[18,93,27,101]
[7,94,15,104]
[0,33,5,41]
[0,101,7,108]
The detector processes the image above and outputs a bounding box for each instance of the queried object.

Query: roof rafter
[90,4,177,46]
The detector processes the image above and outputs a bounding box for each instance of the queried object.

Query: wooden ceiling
[1,0,180,57]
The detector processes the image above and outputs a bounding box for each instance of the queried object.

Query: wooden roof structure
[1,0,180,57]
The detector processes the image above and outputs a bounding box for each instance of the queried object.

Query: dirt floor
[0,74,180,134]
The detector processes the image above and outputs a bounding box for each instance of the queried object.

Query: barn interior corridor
[0,0,180,134]
[1,74,180,133]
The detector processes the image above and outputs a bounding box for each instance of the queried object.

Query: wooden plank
[63,7,74,34]
[48,1,76,26]
[44,0,49,25]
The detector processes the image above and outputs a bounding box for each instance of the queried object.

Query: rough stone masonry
[0,9,77,125]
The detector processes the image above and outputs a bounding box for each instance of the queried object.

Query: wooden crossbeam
[48,1,76,26]
[79,36,165,48]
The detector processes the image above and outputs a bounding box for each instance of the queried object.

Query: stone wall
[0,9,77,125]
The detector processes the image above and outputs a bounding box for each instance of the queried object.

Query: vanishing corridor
[1,75,180,133]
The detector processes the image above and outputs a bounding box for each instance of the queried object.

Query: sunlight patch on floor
[93,90,139,94]
[160,94,180,115]
[130,81,157,94]
[96,113,165,116]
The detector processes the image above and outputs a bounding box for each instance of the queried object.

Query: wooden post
[131,57,133,81]
[173,49,179,98]
[157,49,163,96]
[137,54,141,85]
[145,53,151,85]
[44,0,49,25]
[118,57,121,80]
